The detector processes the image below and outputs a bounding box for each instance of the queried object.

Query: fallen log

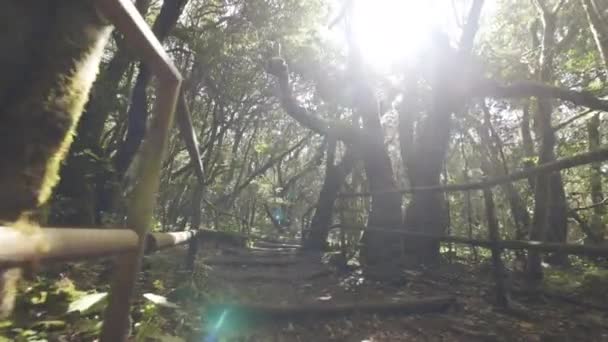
[248,246,301,253]
[198,229,247,247]
[145,231,197,252]
[209,268,331,282]
[205,296,455,321]
[204,257,301,267]
[253,241,302,249]
[359,227,608,257]
[219,247,306,258]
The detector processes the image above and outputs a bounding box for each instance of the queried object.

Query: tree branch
[459,0,484,53]
[340,147,608,196]
[473,79,608,112]
[267,59,362,144]
[553,109,595,131]
[226,134,312,199]
[571,198,608,211]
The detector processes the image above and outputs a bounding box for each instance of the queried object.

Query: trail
[191,241,608,342]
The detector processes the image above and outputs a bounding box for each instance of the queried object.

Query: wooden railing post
[94,0,181,341]
[482,187,509,308]
[186,184,203,270]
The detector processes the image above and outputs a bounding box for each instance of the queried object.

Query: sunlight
[343,0,473,71]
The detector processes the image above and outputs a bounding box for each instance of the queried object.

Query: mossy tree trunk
[0,0,111,317]
[304,139,354,251]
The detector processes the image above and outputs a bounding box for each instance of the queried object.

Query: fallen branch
[253,241,302,249]
[220,247,304,258]
[197,229,248,247]
[209,268,331,282]
[571,198,608,212]
[355,227,608,257]
[145,231,197,252]
[204,257,301,267]
[248,246,303,253]
[205,296,455,320]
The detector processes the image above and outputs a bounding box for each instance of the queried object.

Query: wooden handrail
[360,227,608,257]
[0,228,200,268]
[93,1,183,340]
[147,231,198,252]
[340,147,608,197]
[0,227,138,268]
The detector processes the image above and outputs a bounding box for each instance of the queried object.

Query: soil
[13,241,608,341]
[189,242,608,342]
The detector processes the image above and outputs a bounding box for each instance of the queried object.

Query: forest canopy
[2,0,608,340]
[44,0,607,274]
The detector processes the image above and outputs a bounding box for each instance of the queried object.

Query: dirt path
[194,244,608,342]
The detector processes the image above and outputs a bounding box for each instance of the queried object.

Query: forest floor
[3,240,608,341]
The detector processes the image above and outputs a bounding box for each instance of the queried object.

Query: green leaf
[142,293,180,309]
[67,292,108,315]
[31,320,66,331]
[30,291,47,305]
[157,334,186,342]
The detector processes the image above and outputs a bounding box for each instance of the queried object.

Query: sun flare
[348,0,458,70]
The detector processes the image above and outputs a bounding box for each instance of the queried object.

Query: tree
[0,0,112,317]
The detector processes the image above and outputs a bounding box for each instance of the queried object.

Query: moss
[0,0,112,318]
[0,0,111,222]
[580,269,608,299]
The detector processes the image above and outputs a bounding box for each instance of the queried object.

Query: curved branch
[267,59,363,144]
[474,80,608,112]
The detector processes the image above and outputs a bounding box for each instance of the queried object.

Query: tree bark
[0,0,112,317]
[52,0,151,226]
[354,81,404,279]
[401,44,457,266]
[113,0,189,178]
[587,113,605,243]
[400,1,484,266]
[521,101,536,189]
[527,2,569,285]
[582,0,608,71]
[479,104,531,243]
[304,140,355,250]
[267,58,403,279]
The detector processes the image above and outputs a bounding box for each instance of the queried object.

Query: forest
[0,0,607,341]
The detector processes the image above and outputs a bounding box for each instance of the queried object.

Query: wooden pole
[357,226,608,257]
[147,231,198,252]
[0,227,201,269]
[340,147,608,197]
[95,0,181,340]
[186,184,203,270]
[482,188,509,308]
[0,227,137,268]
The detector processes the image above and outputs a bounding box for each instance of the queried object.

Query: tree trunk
[587,113,605,243]
[51,0,151,226]
[527,4,570,282]
[582,0,608,71]
[106,0,188,213]
[478,105,531,249]
[521,101,536,189]
[401,70,454,266]
[304,141,354,250]
[355,84,404,279]
[186,183,203,270]
[0,0,111,317]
